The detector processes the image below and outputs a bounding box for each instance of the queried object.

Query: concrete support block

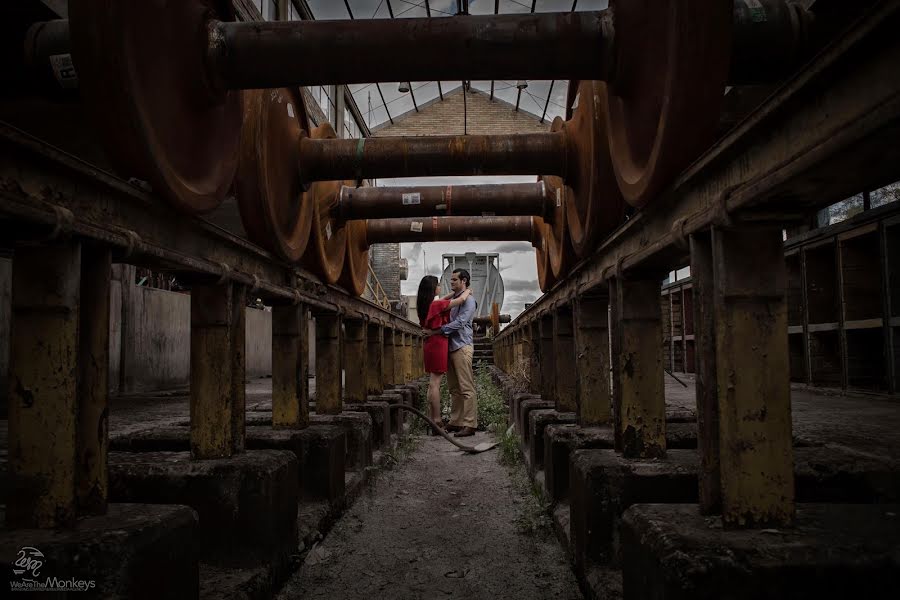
[569,449,699,572]
[272,303,310,429]
[510,393,540,429]
[518,398,555,443]
[552,308,578,413]
[620,503,900,600]
[347,401,391,450]
[382,329,397,387]
[312,413,373,470]
[528,410,577,473]
[366,324,384,395]
[539,315,556,405]
[574,294,612,426]
[369,393,404,436]
[314,313,342,415]
[0,504,199,598]
[544,425,616,504]
[108,449,298,565]
[343,318,368,404]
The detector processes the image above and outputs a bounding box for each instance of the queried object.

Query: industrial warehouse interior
[1,0,900,598]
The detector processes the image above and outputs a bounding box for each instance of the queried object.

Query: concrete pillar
[529,320,542,394]
[402,332,413,382]
[315,312,343,415]
[610,277,666,459]
[553,307,578,413]
[690,232,721,514]
[367,323,384,395]
[712,225,794,528]
[272,303,309,428]
[343,318,368,403]
[539,315,555,404]
[382,327,396,386]
[190,281,245,459]
[77,245,111,515]
[8,242,81,528]
[574,293,612,426]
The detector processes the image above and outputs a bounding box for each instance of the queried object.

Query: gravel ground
[275,430,583,600]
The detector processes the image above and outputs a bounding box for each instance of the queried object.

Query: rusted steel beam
[300,132,567,183]
[7,242,81,528]
[611,277,666,459]
[553,307,578,413]
[529,320,542,394]
[712,225,794,528]
[473,314,512,325]
[212,12,610,89]
[343,318,369,403]
[539,315,556,406]
[336,182,551,221]
[315,312,343,415]
[367,323,384,396]
[77,245,111,515]
[0,123,422,336]
[272,303,310,429]
[574,294,612,426]
[190,281,245,459]
[365,216,537,244]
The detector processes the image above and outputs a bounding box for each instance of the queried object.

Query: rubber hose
[388,403,498,454]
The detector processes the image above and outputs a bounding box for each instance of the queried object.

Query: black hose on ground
[388,403,499,454]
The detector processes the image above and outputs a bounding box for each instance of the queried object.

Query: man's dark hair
[452,268,471,288]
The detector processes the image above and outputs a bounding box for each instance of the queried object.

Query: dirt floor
[275,430,582,600]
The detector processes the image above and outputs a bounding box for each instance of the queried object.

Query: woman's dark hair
[416,275,440,324]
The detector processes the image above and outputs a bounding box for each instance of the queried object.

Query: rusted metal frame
[190,281,245,459]
[212,12,610,89]
[315,312,343,414]
[540,80,554,124]
[335,182,549,221]
[712,224,794,528]
[376,83,393,125]
[387,0,395,18]
[0,124,421,335]
[343,0,354,18]
[552,306,578,413]
[272,303,310,429]
[365,216,536,244]
[343,317,369,403]
[7,241,81,528]
[298,130,568,182]
[494,4,900,340]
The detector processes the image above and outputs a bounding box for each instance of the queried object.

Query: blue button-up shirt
[441,291,476,352]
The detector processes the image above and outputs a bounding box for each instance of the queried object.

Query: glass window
[816,193,864,227]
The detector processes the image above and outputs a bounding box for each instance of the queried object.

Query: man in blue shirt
[441,268,478,437]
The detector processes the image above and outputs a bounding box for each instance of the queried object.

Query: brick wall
[370,242,402,301]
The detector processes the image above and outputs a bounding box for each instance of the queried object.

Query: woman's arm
[446,288,472,309]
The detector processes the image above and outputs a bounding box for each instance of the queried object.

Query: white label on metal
[556,188,562,207]
[482,211,495,217]
[743,0,766,21]
[402,192,421,205]
[325,222,332,239]
[410,221,423,233]
[49,54,78,89]
[287,103,295,119]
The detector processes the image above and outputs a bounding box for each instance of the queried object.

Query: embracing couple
[417,269,477,438]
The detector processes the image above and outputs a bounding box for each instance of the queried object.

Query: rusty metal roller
[235,87,315,262]
[533,217,558,293]
[364,216,538,245]
[300,124,350,285]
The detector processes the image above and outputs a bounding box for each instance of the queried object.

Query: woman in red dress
[416,275,471,429]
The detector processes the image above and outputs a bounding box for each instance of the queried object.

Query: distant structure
[439,253,504,319]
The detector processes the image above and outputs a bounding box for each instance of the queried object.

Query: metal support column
[529,320,542,394]
[367,323,384,395]
[611,277,666,459]
[315,313,343,415]
[8,242,81,528]
[343,318,368,403]
[553,307,578,413]
[77,245,111,515]
[574,293,612,426]
[383,327,397,386]
[539,314,556,404]
[231,284,247,453]
[712,225,795,528]
[272,303,310,428]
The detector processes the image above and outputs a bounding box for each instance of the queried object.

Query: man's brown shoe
[445,424,462,433]
[453,426,476,438]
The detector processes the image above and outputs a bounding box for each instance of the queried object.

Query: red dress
[421,299,450,374]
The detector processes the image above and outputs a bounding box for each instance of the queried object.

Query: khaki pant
[447,345,477,428]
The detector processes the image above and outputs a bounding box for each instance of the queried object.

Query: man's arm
[441,297,476,335]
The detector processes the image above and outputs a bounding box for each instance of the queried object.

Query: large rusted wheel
[302,124,348,285]
[534,216,557,293]
[338,217,370,296]
[563,81,625,257]
[603,0,732,207]
[236,88,315,262]
[69,0,241,214]
[540,128,578,281]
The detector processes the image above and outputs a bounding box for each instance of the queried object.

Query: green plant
[474,362,506,432]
